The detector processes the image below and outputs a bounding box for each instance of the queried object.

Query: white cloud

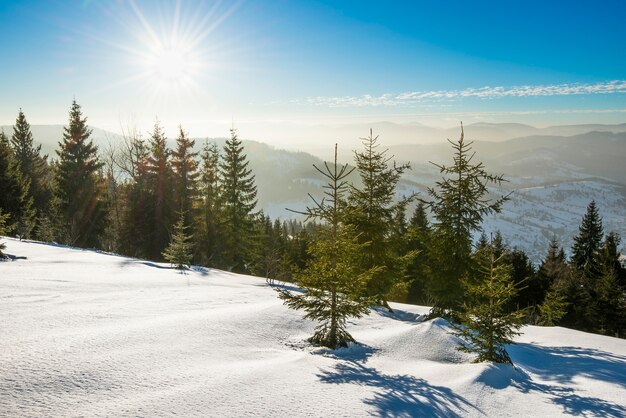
[301,80,626,107]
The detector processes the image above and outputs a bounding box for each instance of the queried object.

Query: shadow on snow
[476,344,626,418]
[317,360,479,417]
[509,343,626,389]
[370,306,427,323]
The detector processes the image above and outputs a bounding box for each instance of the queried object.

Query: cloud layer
[301,80,626,107]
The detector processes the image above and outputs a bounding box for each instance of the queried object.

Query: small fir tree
[345,130,411,310]
[278,145,375,349]
[427,124,509,314]
[452,248,524,364]
[162,212,193,270]
[537,288,569,326]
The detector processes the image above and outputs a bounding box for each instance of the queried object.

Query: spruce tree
[571,200,604,274]
[171,126,199,220]
[119,133,152,258]
[278,145,374,349]
[196,140,223,267]
[0,130,35,237]
[564,201,605,331]
[55,100,107,247]
[452,248,524,364]
[10,109,52,229]
[219,128,258,273]
[536,288,569,326]
[145,121,175,260]
[594,232,626,336]
[162,212,193,270]
[537,238,570,288]
[507,249,539,314]
[346,129,411,310]
[427,124,509,314]
[405,202,433,305]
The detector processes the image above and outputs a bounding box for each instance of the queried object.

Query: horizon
[1,0,625,146]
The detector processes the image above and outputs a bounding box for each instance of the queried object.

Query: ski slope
[1,238,625,417]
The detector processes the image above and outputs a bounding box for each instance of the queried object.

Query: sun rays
[81,0,241,107]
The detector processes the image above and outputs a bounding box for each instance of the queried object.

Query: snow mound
[377,317,471,364]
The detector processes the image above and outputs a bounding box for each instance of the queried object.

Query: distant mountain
[0,125,125,158]
[265,121,626,154]
[388,131,626,185]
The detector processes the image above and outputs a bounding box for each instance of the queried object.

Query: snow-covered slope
[1,239,625,417]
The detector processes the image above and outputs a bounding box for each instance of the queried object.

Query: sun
[84,0,242,105]
[144,40,199,90]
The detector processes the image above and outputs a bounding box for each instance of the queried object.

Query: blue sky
[0,0,625,139]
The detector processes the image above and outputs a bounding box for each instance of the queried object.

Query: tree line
[1,103,624,361]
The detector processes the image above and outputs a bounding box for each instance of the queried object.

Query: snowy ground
[1,238,625,417]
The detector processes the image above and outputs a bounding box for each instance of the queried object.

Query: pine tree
[171,126,199,221]
[162,212,193,270]
[571,200,604,274]
[55,100,107,247]
[427,123,509,314]
[145,120,175,260]
[219,128,258,273]
[452,248,524,364]
[10,109,52,229]
[0,130,35,237]
[278,145,375,349]
[346,129,411,310]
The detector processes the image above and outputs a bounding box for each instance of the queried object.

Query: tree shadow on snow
[370,306,427,323]
[317,361,479,417]
[476,348,626,418]
[261,281,303,293]
[508,343,626,389]
[119,259,170,270]
[315,343,378,363]
[190,265,211,276]
[4,254,27,261]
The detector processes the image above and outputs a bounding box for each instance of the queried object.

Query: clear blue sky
[0,0,625,139]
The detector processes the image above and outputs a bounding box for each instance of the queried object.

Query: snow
[1,238,625,417]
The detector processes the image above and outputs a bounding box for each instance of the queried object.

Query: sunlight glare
[146,42,196,87]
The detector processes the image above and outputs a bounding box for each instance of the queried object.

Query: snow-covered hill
[1,239,625,417]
